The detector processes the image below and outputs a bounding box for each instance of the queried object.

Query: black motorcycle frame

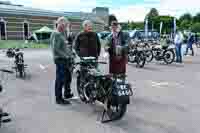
[74,57,133,122]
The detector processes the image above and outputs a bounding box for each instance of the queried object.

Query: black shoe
[64,93,74,99]
[56,98,71,105]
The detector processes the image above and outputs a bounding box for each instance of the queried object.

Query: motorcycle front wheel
[145,50,154,62]
[128,54,135,63]
[76,74,86,102]
[163,49,175,64]
[18,66,25,78]
[0,108,2,128]
[136,51,146,68]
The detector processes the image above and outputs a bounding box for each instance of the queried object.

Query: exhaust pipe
[2,118,11,123]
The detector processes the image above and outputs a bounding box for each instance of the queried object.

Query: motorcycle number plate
[116,84,133,96]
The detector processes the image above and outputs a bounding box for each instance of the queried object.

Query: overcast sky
[7,0,200,22]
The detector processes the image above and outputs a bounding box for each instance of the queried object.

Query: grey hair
[57,16,69,24]
[82,20,93,28]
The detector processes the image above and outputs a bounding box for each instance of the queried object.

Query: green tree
[146,8,159,19]
[191,23,200,33]
[146,8,159,30]
[130,21,136,29]
[193,13,200,23]
[180,20,191,30]
[127,21,136,30]
[179,13,192,22]
[134,22,144,29]
[120,22,129,30]
[151,15,174,34]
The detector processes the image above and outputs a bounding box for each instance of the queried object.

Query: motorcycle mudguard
[111,79,132,105]
[111,95,130,105]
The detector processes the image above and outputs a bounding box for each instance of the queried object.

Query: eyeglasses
[111,23,118,26]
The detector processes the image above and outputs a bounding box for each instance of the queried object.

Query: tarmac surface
[0,46,200,133]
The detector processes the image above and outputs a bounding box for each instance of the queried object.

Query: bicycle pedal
[2,118,11,123]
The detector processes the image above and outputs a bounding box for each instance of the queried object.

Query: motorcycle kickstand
[101,109,113,123]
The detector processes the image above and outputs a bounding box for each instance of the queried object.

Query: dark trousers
[185,42,194,56]
[175,43,182,63]
[55,63,72,99]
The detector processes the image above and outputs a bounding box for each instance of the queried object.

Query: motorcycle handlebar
[74,61,107,65]
[97,61,107,64]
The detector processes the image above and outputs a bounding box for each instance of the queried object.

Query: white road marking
[39,64,46,70]
[151,81,170,87]
[148,80,184,88]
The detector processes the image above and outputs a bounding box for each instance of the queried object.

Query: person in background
[160,35,169,49]
[105,21,130,75]
[195,32,199,47]
[74,20,101,59]
[185,32,194,56]
[64,22,75,48]
[174,30,184,63]
[50,17,74,105]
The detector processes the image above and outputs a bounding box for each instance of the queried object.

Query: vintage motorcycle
[128,42,146,68]
[6,48,15,58]
[13,50,27,78]
[148,45,175,64]
[74,57,133,123]
[0,69,13,128]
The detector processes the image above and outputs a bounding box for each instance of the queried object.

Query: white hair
[57,16,69,24]
[82,20,93,28]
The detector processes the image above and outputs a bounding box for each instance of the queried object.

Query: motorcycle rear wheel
[18,66,25,78]
[163,49,175,64]
[128,54,135,63]
[106,102,127,121]
[76,74,86,102]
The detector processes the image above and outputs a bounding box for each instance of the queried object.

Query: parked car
[98,31,111,40]
[131,30,160,40]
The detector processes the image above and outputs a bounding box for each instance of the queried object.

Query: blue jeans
[185,42,194,55]
[175,43,182,63]
[55,63,72,99]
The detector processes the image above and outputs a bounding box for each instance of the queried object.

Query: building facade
[0,2,107,40]
[92,7,109,25]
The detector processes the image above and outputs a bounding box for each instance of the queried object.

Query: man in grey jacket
[50,17,74,105]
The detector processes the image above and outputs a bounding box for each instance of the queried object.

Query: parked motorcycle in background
[12,49,27,78]
[128,40,146,68]
[6,48,15,58]
[149,39,175,64]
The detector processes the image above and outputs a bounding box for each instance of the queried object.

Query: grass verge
[0,40,49,49]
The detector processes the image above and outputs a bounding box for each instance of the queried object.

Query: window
[0,20,6,40]
[23,22,29,40]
